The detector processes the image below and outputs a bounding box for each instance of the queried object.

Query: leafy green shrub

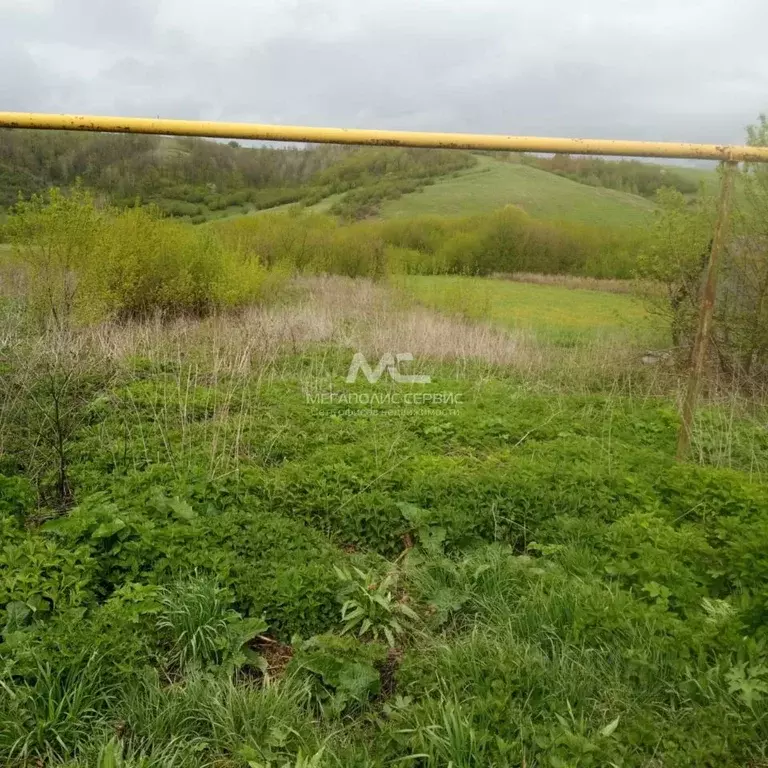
[251,186,306,210]
[6,191,285,323]
[156,199,203,218]
[212,211,335,269]
[38,486,344,639]
[377,207,646,278]
[432,206,599,276]
[384,244,450,275]
[0,536,96,626]
[313,147,474,190]
[209,202,645,281]
[0,474,34,526]
[330,178,421,219]
[6,185,103,329]
[212,211,387,278]
[379,215,457,254]
[88,205,275,318]
[320,223,386,278]
[289,633,386,715]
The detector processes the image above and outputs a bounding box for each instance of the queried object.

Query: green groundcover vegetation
[2,351,768,766]
[2,125,768,767]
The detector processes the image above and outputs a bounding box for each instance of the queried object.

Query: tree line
[0,130,475,221]
[520,153,699,198]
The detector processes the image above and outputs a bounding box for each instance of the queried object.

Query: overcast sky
[1,0,767,148]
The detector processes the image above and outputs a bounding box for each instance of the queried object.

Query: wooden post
[676,160,737,461]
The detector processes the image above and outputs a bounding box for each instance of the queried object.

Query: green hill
[379,156,656,227]
[0,129,724,231]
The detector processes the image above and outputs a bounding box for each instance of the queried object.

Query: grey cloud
[1,0,767,149]
[3,0,161,49]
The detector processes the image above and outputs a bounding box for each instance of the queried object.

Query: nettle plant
[334,564,419,647]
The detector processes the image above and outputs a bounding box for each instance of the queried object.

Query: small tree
[637,185,715,353]
[6,185,104,330]
[727,115,768,375]
[638,116,768,382]
[1,332,109,510]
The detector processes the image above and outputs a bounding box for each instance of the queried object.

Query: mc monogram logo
[345,353,431,385]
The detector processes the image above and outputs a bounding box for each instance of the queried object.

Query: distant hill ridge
[0,129,716,227]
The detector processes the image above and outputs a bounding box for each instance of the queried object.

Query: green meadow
[400,274,665,346]
[2,137,768,767]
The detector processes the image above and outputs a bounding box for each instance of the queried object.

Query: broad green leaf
[600,716,620,738]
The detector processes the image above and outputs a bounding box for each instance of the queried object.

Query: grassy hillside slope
[380,156,656,226]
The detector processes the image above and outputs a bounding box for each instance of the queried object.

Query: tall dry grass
[50,275,662,388]
[498,272,660,295]
[5,274,765,400]
[2,274,767,483]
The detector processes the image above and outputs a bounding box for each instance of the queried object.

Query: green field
[4,165,768,766]
[401,274,665,346]
[3,285,768,764]
[380,156,656,226]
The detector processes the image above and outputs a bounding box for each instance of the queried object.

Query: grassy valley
[1,130,768,766]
